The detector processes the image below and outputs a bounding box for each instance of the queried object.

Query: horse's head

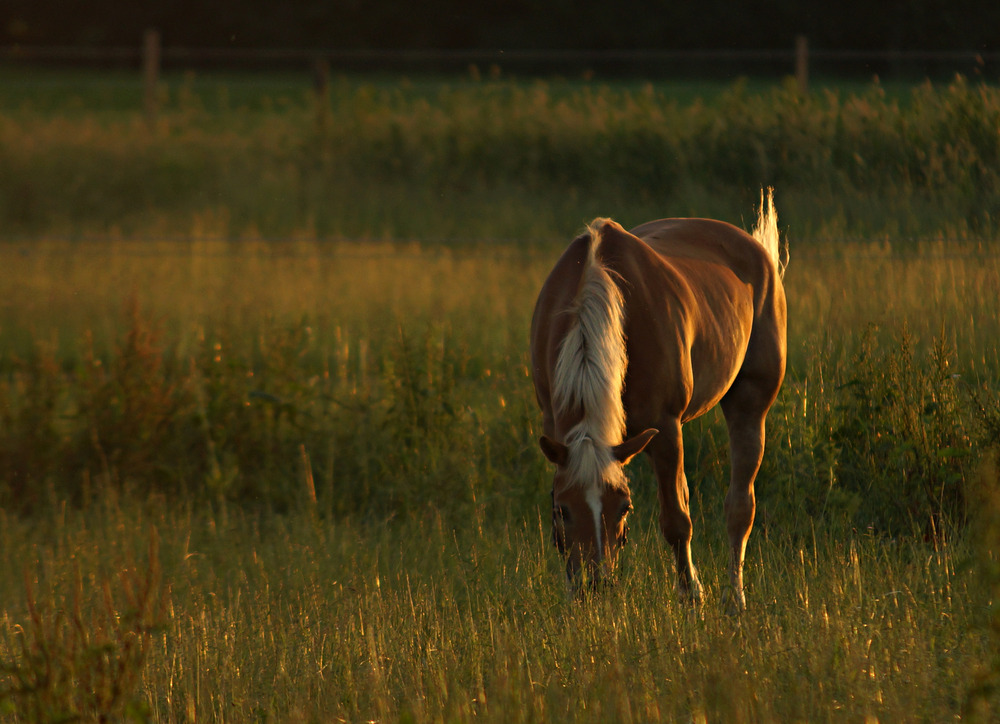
[540,428,657,592]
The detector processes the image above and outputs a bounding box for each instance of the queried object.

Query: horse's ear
[539,436,568,466]
[612,428,658,465]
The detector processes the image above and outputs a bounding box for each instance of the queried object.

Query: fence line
[4,35,997,127]
[3,38,998,79]
[4,36,997,125]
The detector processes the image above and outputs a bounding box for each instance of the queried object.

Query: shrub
[764,328,977,540]
[0,530,166,722]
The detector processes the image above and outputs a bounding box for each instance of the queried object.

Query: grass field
[1,72,1000,722]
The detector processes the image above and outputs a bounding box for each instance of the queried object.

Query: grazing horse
[531,190,786,609]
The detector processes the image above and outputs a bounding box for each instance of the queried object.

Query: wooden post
[795,35,808,95]
[313,55,330,98]
[313,55,330,135]
[143,29,161,126]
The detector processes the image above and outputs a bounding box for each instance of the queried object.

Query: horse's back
[629,217,776,290]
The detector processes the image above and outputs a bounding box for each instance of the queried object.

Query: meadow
[1,71,1000,722]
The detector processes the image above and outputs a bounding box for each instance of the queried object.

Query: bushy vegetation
[0,240,546,520]
[1,73,999,240]
[1,240,996,537]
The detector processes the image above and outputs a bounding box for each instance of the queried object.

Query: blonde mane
[552,219,629,492]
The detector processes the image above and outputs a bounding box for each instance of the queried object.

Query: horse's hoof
[679,578,704,607]
[720,586,746,616]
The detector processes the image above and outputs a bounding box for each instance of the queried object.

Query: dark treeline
[3,1,999,52]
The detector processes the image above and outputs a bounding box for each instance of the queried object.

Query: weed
[0,529,166,722]
[833,327,972,537]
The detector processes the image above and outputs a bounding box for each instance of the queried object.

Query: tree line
[3,0,998,52]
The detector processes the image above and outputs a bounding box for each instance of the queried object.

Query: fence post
[313,55,331,136]
[143,28,161,126]
[313,55,330,97]
[795,35,809,94]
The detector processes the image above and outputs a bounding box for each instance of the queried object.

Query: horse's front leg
[649,418,703,603]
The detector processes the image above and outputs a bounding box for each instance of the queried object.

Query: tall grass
[0,492,989,722]
[1,74,999,240]
[2,239,996,529]
[0,240,547,517]
[2,237,997,523]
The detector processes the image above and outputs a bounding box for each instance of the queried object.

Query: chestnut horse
[531,190,786,609]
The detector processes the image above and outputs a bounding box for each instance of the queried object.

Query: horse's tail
[552,219,628,449]
[752,187,787,278]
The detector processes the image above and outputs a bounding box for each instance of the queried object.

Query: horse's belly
[682,315,753,421]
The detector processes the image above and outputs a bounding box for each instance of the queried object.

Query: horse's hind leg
[720,383,775,613]
[649,418,703,602]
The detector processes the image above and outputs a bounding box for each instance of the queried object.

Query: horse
[530,190,786,609]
